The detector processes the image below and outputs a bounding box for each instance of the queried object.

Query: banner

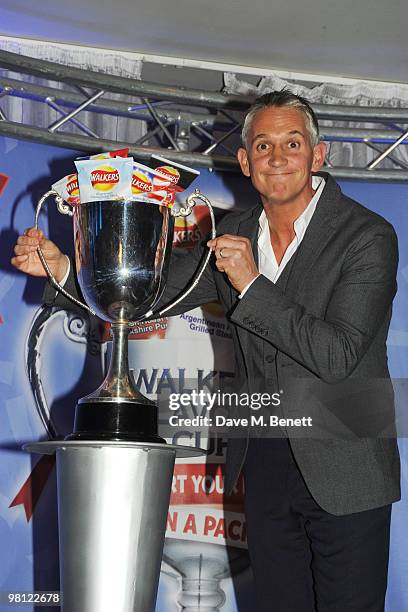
[0,135,407,610]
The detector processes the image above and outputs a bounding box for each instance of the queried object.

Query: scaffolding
[1,49,408,181]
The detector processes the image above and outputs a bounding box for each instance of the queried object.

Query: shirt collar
[258,175,326,241]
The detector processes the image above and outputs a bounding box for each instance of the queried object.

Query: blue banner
[0,136,407,610]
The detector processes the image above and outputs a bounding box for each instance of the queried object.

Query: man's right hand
[11,227,69,283]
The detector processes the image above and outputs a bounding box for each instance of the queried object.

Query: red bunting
[9,455,56,522]
[0,173,10,197]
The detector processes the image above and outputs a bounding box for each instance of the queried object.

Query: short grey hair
[241,90,320,149]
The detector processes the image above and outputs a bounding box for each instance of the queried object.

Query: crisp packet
[131,161,173,206]
[150,155,200,205]
[52,173,80,205]
[75,157,134,202]
[76,148,129,161]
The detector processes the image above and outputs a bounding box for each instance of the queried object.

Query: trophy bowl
[75,199,173,323]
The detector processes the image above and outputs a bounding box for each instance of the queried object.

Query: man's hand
[11,227,69,282]
[207,234,259,293]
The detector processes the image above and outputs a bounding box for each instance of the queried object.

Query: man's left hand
[207,235,259,293]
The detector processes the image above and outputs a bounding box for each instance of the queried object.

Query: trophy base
[66,401,165,444]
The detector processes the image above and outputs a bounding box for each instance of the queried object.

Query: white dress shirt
[239,175,325,297]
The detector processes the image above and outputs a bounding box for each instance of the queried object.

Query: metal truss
[1,49,408,180]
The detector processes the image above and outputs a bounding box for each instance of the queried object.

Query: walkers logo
[154,165,180,186]
[90,166,120,192]
[0,172,10,197]
[173,204,212,250]
[132,169,153,194]
[66,174,79,197]
[173,215,201,249]
[76,156,133,201]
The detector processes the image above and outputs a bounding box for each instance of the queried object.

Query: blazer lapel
[229,204,262,360]
[282,174,343,300]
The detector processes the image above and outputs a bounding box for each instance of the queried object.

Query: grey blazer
[160,172,401,515]
[45,172,401,515]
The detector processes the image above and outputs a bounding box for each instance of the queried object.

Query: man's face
[237,106,326,207]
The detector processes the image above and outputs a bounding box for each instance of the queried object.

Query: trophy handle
[34,190,96,316]
[144,188,216,319]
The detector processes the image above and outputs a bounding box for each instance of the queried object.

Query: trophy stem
[68,322,165,442]
[102,322,151,403]
[80,322,153,405]
[108,321,131,399]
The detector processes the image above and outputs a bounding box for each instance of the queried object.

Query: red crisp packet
[52,173,80,205]
[131,161,173,207]
[76,148,130,161]
[150,155,199,204]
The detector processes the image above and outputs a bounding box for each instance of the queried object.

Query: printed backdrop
[0,135,407,611]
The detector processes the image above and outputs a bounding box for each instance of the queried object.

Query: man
[12,91,400,611]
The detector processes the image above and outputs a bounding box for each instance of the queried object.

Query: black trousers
[243,438,391,612]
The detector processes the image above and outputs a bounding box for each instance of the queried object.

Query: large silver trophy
[25,185,214,612]
[37,188,215,442]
